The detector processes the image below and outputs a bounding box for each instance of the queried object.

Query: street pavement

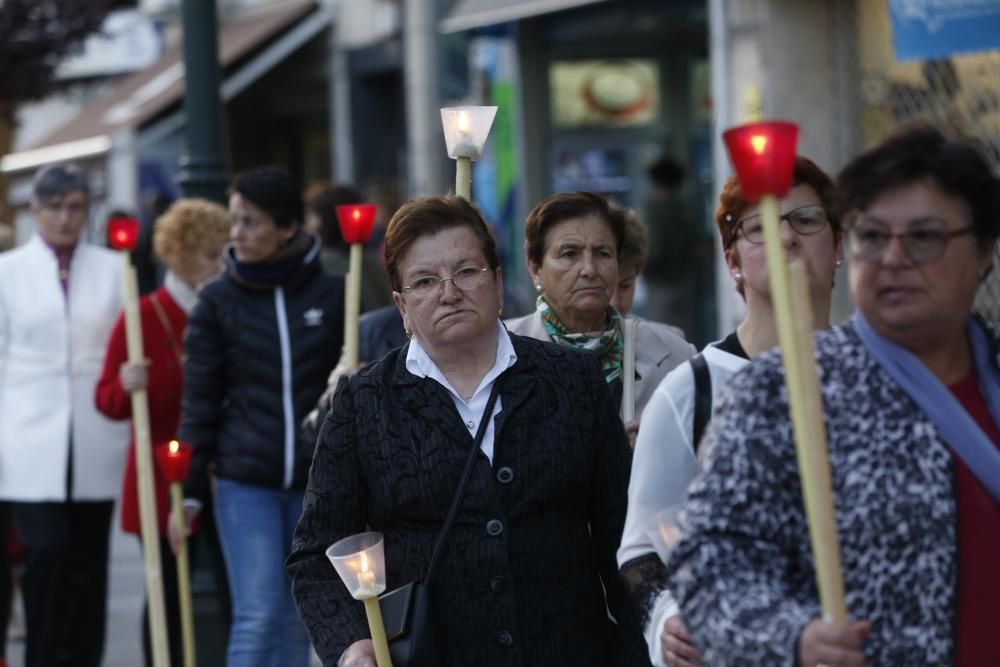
[6,506,323,667]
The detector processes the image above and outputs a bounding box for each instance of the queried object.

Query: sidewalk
[6,510,323,667]
[7,514,145,667]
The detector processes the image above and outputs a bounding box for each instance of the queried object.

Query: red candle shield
[107,216,140,251]
[722,121,799,203]
[335,204,378,244]
[155,440,193,484]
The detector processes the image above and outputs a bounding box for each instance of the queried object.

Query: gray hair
[32,165,89,203]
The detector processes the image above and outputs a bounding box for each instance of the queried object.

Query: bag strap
[423,380,502,585]
[150,292,184,365]
[690,354,712,455]
[620,317,638,423]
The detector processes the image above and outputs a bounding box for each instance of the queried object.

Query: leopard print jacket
[666,321,976,666]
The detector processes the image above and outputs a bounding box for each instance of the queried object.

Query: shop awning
[440,0,610,33]
[1,0,330,173]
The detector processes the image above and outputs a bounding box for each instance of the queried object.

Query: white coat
[0,235,129,501]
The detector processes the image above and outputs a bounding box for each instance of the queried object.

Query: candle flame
[750,134,768,155]
[458,110,470,132]
[352,208,360,221]
[169,440,179,454]
[360,551,369,574]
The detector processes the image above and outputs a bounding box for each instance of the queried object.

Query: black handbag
[377,382,502,667]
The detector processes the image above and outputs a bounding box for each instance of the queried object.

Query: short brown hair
[524,192,624,269]
[153,198,231,267]
[383,195,499,292]
[838,124,1000,250]
[715,155,841,249]
[616,207,649,274]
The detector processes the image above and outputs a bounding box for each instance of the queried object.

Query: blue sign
[890,0,1000,61]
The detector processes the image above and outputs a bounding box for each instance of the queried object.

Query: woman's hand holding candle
[341,640,377,667]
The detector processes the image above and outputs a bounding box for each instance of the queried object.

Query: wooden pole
[344,243,363,367]
[121,254,172,666]
[455,156,472,201]
[170,483,197,667]
[363,597,393,667]
[758,196,848,624]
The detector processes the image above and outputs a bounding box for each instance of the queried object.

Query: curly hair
[153,198,231,267]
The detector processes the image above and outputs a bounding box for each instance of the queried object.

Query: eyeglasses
[848,220,973,265]
[401,266,490,297]
[732,205,830,246]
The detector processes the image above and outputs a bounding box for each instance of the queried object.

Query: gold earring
[404,328,412,338]
[498,306,504,317]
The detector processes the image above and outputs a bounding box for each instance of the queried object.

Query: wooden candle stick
[158,440,197,667]
[723,123,847,624]
[110,216,171,667]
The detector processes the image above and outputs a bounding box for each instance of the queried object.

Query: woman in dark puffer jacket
[173,166,343,667]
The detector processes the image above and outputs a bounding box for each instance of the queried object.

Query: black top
[180,235,344,503]
[713,330,750,360]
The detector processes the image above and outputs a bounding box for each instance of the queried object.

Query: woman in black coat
[287,195,647,666]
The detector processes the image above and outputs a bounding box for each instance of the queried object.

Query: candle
[156,439,193,484]
[451,111,478,159]
[327,532,393,666]
[354,552,383,598]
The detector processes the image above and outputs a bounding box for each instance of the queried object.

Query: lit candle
[451,110,478,159]
[355,552,381,598]
[327,533,392,666]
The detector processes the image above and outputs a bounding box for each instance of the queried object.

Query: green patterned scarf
[536,295,624,383]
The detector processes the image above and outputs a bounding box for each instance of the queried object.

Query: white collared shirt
[163,270,200,315]
[405,321,517,463]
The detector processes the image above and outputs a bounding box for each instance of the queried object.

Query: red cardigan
[95,287,187,536]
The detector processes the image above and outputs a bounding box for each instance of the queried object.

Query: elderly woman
[619,156,843,667]
[175,166,344,667]
[96,198,230,666]
[666,126,1000,666]
[506,192,694,425]
[287,195,647,667]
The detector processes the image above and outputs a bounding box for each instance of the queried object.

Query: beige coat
[504,312,695,421]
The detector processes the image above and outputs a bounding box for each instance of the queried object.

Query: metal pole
[178,0,228,203]
[404,0,443,197]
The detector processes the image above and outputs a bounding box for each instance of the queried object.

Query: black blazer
[288,333,649,666]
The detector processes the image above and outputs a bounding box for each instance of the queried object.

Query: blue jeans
[214,478,310,667]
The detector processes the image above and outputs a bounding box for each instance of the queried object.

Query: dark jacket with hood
[180,232,344,503]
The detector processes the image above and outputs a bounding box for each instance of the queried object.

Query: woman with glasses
[288,195,648,667]
[666,125,1000,666]
[506,192,695,437]
[619,156,843,667]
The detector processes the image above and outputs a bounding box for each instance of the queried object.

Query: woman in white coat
[0,165,129,667]
[618,156,843,667]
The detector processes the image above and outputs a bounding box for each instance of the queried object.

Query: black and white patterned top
[667,321,967,666]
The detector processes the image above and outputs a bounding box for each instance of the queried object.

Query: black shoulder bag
[377,381,502,667]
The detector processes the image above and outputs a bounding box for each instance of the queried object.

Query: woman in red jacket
[96,198,230,666]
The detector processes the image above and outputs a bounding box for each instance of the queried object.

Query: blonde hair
[153,198,231,267]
